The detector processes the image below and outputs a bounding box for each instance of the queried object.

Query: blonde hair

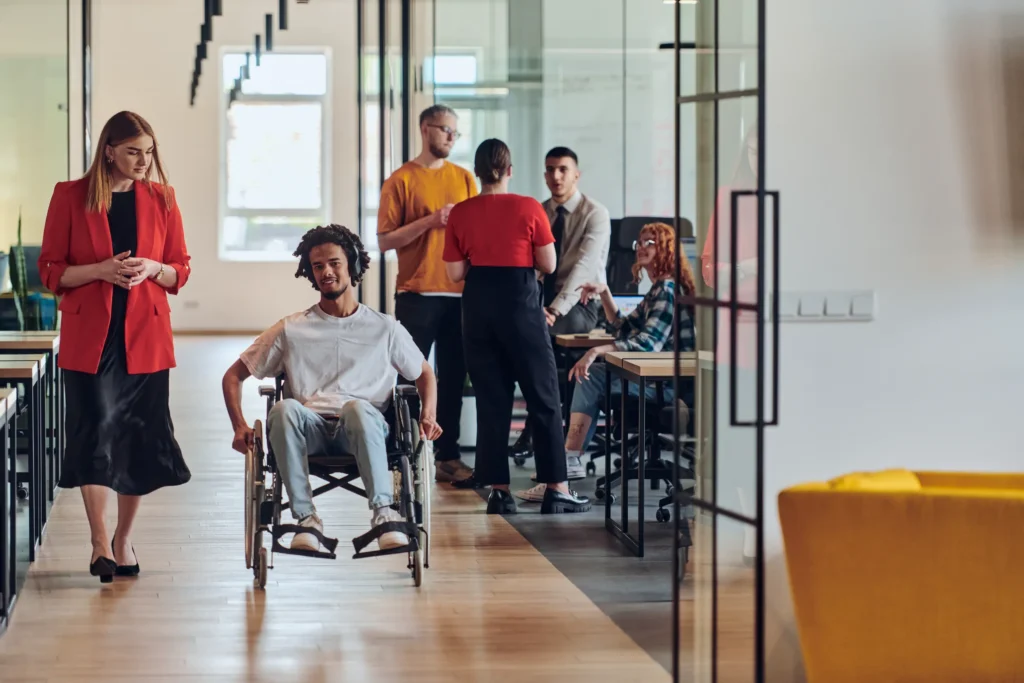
[85,111,172,213]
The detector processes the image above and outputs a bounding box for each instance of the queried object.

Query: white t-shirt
[240,303,425,414]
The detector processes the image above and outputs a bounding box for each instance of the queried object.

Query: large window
[219,50,331,261]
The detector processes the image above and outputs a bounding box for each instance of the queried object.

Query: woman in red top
[443,139,591,515]
[39,111,192,583]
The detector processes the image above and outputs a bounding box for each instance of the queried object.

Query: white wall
[764,0,1024,679]
[91,0,356,331]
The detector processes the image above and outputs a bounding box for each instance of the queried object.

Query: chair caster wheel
[16,486,28,501]
[513,456,528,467]
[585,461,596,476]
[613,458,622,470]
[656,508,671,523]
[595,487,606,500]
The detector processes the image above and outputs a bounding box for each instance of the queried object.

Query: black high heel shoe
[112,535,140,577]
[89,555,116,584]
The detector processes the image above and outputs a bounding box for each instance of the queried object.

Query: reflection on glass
[715,515,757,683]
[680,504,713,683]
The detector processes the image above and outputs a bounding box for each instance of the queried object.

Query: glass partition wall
[357,2,772,678]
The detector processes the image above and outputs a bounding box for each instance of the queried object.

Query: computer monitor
[612,295,645,316]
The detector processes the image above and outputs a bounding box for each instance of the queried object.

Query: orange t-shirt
[377,160,478,294]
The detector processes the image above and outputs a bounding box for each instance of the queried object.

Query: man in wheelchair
[222,224,441,555]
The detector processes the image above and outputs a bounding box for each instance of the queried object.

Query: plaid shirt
[612,278,694,353]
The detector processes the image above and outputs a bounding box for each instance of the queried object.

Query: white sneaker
[291,513,323,552]
[371,507,410,551]
[515,483,547,502]
[530,456,587,483]
[567,456,586,481]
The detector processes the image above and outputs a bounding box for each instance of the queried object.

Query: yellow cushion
[826,468,921,492]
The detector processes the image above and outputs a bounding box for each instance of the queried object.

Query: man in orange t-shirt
[378,104,478,485]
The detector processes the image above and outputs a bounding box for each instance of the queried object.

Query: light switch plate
[799,295,825,317]
[770,290,876,323]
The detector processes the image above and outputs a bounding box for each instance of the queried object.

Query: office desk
[0,387,18,633]
[0,359,45,562]
[0,333,62,501]
[603,350,713,557]
[553,332,614,349]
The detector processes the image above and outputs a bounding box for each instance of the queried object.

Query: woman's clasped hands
[96,251,162,290]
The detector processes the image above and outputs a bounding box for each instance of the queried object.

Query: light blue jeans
[570,363,674,451]
[267,398,392,520]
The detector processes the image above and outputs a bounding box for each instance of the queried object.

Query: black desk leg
[604,369,611,524]
[637,379,646,558]
[1,419,8,624]
[34,381,44,546]
[7,412,16,610]
[47,354,55,501]
[620,378,628,534]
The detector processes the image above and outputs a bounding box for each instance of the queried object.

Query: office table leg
[1,417,9,626]
[604,369,611,524]
[7,411,16,615]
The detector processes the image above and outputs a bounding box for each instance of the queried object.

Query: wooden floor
[0,337,670,683]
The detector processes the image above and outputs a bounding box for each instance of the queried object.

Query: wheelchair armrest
[259,385,276,398]
[396,385,419,398]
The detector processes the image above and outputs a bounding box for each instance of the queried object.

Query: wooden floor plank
[0,336,669,683]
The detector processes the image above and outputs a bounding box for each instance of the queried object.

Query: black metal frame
[0,391,17,635]
[670,0,777,679]
[252,378,427,569]
[356,0,412,314]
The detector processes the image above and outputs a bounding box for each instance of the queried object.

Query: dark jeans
[463,267,566,486]
[394,293,466,462]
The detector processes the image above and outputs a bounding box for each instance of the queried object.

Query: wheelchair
[244,377,431,590]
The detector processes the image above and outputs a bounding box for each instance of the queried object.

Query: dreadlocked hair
[292,224,371,289]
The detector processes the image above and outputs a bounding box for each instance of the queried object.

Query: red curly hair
[631,222,696,296]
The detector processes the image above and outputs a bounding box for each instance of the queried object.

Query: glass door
[358,0,411,314]
[672,0,776,680]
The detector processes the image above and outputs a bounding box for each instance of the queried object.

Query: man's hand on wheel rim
[419,415,443,441]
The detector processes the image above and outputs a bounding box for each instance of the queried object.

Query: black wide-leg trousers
[462,266,566,486]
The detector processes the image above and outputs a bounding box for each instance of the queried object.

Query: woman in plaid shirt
[516,221,696,500]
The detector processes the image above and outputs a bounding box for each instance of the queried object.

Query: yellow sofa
[778,469,1024,683]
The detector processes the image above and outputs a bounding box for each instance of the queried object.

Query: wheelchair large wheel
[416,433,431,571]
[245,421,266,570]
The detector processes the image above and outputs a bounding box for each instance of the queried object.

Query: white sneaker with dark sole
[372,507,409,551]
[291,513,324,552]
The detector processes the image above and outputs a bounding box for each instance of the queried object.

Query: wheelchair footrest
[351,521,421,560]
[271,524,340,560]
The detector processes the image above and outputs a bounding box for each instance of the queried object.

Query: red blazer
[38,177,192,375]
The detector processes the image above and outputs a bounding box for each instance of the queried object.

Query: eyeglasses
[427,124,461,140]
[632,238,656,251]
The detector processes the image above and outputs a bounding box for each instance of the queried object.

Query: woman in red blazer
[39,111,192,583]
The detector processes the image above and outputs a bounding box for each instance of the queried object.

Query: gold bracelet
[157,264,165,280]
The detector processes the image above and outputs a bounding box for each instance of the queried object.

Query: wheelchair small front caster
[656,508,671,523]
[585,461,596,476]
[254,547,268,590]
